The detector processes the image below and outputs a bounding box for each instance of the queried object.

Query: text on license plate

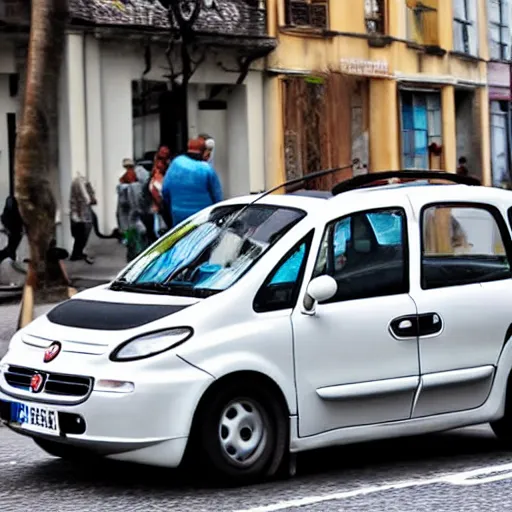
[10,402,59,433]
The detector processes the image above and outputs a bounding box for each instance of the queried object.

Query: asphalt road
[1,303,512,511]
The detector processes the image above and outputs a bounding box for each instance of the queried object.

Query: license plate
[9,401,59,435]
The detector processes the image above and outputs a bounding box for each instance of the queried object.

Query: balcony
[285,0,329,30]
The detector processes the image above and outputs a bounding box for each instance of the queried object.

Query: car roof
[221,182,512,217]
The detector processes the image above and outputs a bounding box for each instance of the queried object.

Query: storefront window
[401,91,442,169]
[488,0,510,60]
[490,101,511,187]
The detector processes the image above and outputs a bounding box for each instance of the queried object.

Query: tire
[490,373,512,446]
[194,382,288,483]
[33,438,98,463]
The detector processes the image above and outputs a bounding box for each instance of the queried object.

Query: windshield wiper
[110,280,217,298]
[110,281,172,293]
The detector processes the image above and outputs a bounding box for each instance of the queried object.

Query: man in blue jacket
[162,136,223,228]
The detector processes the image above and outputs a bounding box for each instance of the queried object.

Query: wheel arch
[192,370,292,422]
[183,370,292,478]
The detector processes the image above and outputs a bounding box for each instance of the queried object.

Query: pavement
[0,305,512,510]
[0,230,126,299]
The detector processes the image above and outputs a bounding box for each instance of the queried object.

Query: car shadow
[23,426,506,493]
[296,426,504,477]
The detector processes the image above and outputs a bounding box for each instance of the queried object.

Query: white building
[0,0,275,250]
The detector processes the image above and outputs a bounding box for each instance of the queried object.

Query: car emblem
[44,342,61,363]
[30,373,44,393]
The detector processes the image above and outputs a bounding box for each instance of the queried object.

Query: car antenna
[218,158,361,229]
[162,159,360,284]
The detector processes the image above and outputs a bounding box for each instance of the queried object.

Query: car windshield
[111,204,307,297]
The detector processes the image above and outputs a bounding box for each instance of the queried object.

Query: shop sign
[340,58,390,78]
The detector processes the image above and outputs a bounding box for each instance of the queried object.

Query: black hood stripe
[46,299,191,331]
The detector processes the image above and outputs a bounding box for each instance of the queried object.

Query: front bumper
[0,355,214,468]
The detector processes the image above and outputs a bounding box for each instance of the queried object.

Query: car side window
[312,208,408,303]
[422,205,512,289]
[253,232,313,313]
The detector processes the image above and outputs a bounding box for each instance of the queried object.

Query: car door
[409,200,512,418]
[292,202,420,438]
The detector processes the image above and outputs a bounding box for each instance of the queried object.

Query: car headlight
[109,327,193,362]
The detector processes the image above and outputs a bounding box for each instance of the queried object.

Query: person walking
[140,146,172,243]
[116,158,147,262]
[0,195,23,263]
[162,136,223,228]
[69,173,96,264]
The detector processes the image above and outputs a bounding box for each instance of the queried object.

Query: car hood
[20,285,201,352]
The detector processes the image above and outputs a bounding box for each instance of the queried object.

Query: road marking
[234,462,512,512]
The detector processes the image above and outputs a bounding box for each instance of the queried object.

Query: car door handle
[418,312,443,337]
[389,315,419,339]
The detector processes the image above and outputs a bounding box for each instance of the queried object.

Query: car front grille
[4,365,93,398]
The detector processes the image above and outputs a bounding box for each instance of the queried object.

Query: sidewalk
[0,230,127,295]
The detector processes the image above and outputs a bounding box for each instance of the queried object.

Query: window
[422,205,511,290]
[366,0,386,34]
[453,0,478,54]
[406,0,439,46]
[490,101,511,187]
[489,0,510,60]
[312,208,408,303]
[401,91,442,169]
[253,232,313,312]
[115,204,307,297]
[285,0,329,29]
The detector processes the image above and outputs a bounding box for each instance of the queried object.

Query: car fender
[488,335,512,418]
[179,350,297,416]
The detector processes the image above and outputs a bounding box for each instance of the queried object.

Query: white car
[2,170,512,482]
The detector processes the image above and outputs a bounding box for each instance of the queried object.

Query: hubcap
[218,399,268,468]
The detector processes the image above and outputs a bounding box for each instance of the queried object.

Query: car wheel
[34,438,97,462]
[196,383,287,482]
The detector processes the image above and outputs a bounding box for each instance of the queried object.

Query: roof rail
[331,170,481,196]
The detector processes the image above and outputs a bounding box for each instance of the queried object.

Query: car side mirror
[302,275,337,315]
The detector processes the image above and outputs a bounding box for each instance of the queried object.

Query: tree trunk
[15,0,68,310]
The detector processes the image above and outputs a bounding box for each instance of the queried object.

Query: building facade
[264,0,493,188]
[486,0,512,188]
[0,0,274,249]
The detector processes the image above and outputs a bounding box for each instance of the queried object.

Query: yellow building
[263,0,491,189]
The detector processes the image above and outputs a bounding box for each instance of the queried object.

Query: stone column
[84,35,105,231]
[100,45,134,231]
[477,86,492,186]
[441,85,457,172]
[58,31,87,251]
[246,71,265,193]
[263,75,285,189]
[369,78,400,171]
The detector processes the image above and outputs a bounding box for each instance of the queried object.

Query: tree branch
[168,0,202,35]
[190,46,207,72]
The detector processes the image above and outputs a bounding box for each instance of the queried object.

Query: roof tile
[68,0,268,38]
